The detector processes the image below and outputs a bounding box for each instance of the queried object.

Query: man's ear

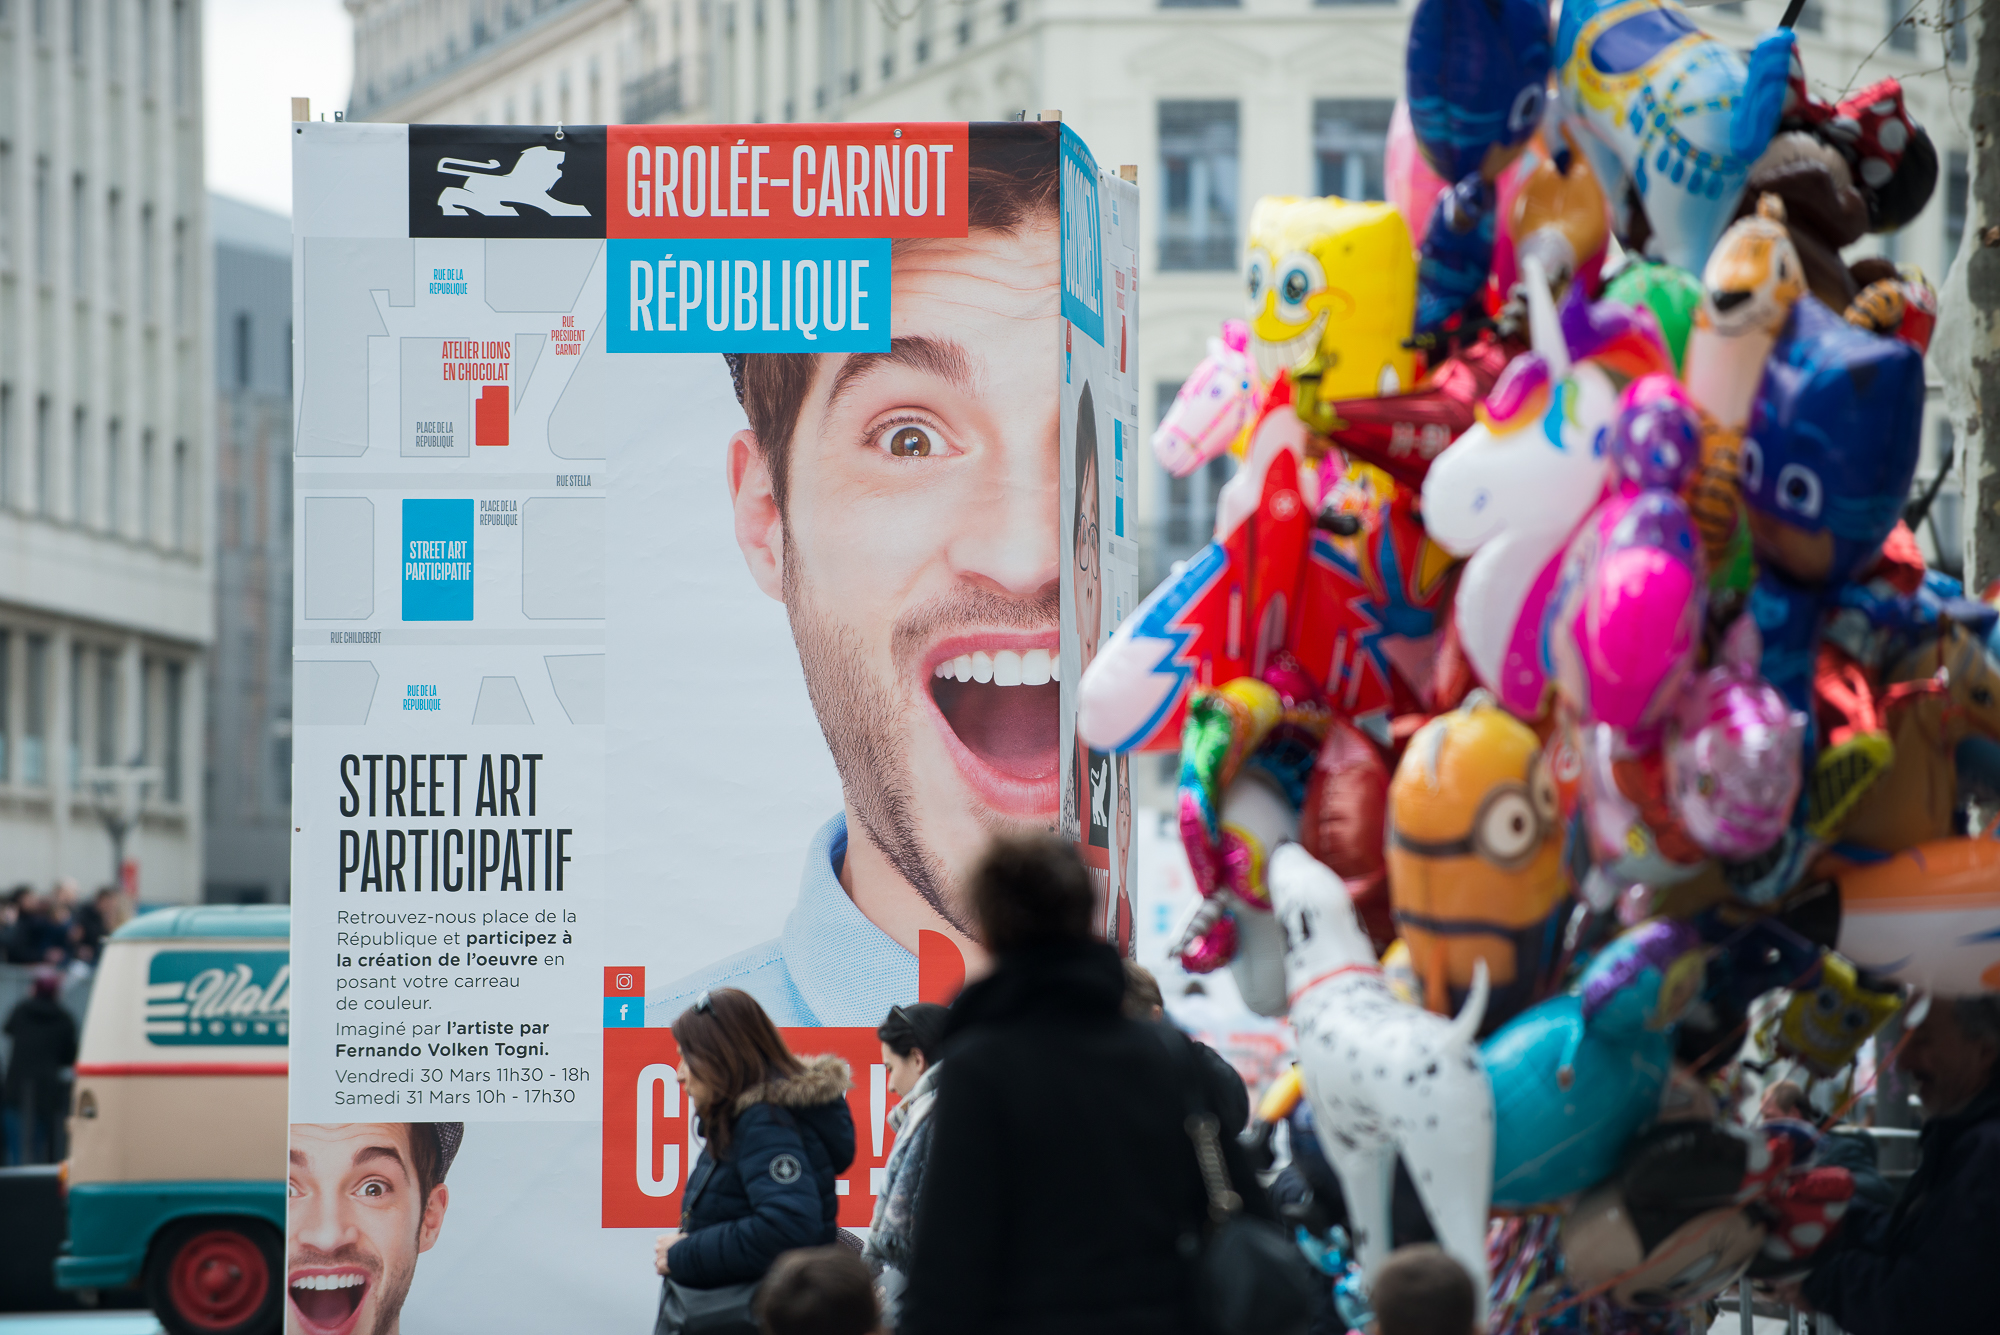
[417,1184,449,1254]
[728,429,786,602]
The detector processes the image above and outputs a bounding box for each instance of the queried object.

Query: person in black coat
[3,971,79,1164]
[1793,996,2000,1334]
[653,988,857,1289]
[899,834,1273,1335]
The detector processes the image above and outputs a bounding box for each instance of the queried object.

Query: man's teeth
[934,649,1056,685]
[292,1275,365,1291]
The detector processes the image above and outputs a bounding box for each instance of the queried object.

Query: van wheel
[148,1219,282,1335]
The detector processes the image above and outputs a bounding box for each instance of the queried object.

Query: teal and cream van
[58,905,289,1335]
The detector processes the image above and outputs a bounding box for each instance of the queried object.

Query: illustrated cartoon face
[1386,699,1567,1024]
[1777,954,1900,1076]
[1697,196,1806,341]
[1243,196,1416,398]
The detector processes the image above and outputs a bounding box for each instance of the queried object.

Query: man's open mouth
[926,637,1061,816]
[289,1269,370,1335]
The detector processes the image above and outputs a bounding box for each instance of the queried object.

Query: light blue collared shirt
[648,812,918,1027]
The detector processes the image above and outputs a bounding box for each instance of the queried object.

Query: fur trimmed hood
[734,1054,852,1114]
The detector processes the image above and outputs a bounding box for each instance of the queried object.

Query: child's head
[1370,1244,1478,1335]
[755,1246,880,1335]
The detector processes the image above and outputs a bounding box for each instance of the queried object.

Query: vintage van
[58,905,289,1335]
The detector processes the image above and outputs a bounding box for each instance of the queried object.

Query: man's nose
[291,1190,358,1254]
[949,433,1060,601]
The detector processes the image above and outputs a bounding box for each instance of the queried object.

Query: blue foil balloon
[1482,920,1704,1209]
[1406,0,1554,185]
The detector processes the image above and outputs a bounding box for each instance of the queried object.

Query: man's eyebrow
[823,337,977,415]
[352,1144,409,1177]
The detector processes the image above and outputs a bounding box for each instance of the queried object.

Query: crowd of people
[0,881,122,1167]
[645,833,2000,1335]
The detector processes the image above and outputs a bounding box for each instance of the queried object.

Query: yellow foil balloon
[1244,195,1417,405]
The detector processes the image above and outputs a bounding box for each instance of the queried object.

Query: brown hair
[970,832,1094,954]
[672,988,806,1155]
[738,122,1062,517]
[753,1245,880,1335]
[1371,1244,1477,1335]
[1121,960,1163,1021]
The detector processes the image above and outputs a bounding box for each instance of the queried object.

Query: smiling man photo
[652,124,1066,1026]
[286,1122,462,1335]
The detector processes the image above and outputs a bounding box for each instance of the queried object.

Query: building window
[105,189,121,302]
[34,156,50,281]
[0,629,10,781]
[23,634,47,786]
[1793,0,1823,30]
[35,395,50,516]
[163,660,183,801]
[107,0,123,75]
[71,0,87,62]
[172,216,187,329]
[106,418,121,535]
[1159,100,1240,271]
[1149,382,1238,589]
[1948,0,1967,60]
[140,0,154,96]
[140,203,154,320]
[1944,150,1969,271]
[0,384,11,509]
[172,438,187,549]
[69,643,84,788]
[234,311,252,388]
[1315,99,1394,201]
[285,321,293,395]
[171,0,188,107]
[97,647,118,767]
[141,429,155,540]
[72,174,88,294]
[0,141,12,268]
[1887,0,1917,50]
[71,406,87,525]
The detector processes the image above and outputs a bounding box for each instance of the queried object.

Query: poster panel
[287,118,1135,1332]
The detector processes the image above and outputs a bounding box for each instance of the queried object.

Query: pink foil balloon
[1386,100,1448,247]
[1665,620,1806,860]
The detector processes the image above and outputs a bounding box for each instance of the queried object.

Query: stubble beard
[781,530,1055,938]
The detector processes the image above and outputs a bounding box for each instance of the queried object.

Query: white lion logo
[436,146,592,218]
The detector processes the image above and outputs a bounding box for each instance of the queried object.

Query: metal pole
[1740,1278,1755,1335]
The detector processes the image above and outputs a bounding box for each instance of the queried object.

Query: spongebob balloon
[1244,196,1418,414]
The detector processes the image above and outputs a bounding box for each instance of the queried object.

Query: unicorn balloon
[1153,320,1259,479]
[1420,263,1673,716]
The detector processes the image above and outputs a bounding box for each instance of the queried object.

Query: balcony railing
[622,63,684,124]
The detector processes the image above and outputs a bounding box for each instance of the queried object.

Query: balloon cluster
[1084,0,1993,1323]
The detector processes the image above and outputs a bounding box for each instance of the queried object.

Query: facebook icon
[603,997,644,1027]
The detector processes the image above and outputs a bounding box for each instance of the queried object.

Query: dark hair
[970,833,1094,953]
[737,122,1062,517]
[754,1246,879,1335]
[876,1002,950,1061]
[1371,1245,1476,1335]
[1073,381,1098,546]
[672,988,806,1155]
[1121,960,1163,1021]
[1953,996,2000,1050]
[403,1122,463,1208]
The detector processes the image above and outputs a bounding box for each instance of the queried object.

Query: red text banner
[602,1027,901,1228]
[607,124,970,240]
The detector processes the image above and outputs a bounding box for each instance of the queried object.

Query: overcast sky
[206,0,354,216]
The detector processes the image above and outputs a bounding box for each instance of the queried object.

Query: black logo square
[409,125,606,238]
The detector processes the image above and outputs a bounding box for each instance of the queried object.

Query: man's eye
[359,1181,386,1198]
[880,423,942,457]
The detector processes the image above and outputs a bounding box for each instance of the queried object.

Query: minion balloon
[1386,695,1571,1034]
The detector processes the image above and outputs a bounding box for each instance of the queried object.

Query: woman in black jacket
[900,835,1275,1335]
[653,988,857,1289]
